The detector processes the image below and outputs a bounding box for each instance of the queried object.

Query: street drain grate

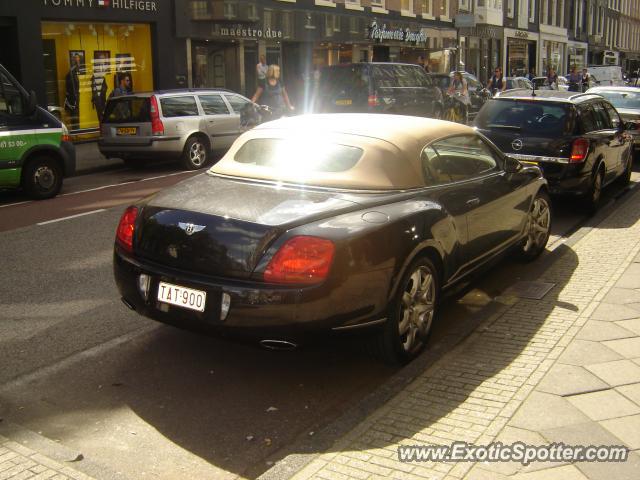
[503,281,556,300]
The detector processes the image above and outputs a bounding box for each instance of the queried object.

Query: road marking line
[59,171,193,197]
[37,209,107,225]
[0,200,31,208]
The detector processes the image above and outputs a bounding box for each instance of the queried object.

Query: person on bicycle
[567,66,582,92]
[251,64,294,118]
[487,67,506,96]
[447,71,470,122]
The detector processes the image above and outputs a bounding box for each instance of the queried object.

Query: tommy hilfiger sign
[368,22,427,45]
[42,0,158,11]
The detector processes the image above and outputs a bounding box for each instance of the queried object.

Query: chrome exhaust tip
[259,339,298,351]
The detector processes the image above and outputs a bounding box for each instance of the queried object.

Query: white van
[587,65,625,87]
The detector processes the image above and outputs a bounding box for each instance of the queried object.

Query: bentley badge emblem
[511,139,523,151]
[178,222,206,236]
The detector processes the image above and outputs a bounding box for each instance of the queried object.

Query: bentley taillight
[116,206,138,253]
[264,236,335,285]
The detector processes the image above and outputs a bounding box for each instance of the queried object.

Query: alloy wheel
[398,265,436,353]
[523,196,551,253]
[189,141,206,167]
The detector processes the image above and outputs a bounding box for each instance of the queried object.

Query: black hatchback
[312,63,443,118]
[474,90,634,211]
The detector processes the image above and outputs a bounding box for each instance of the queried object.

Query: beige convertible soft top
[209,114,474,190]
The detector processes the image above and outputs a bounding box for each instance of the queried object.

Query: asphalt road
[0,163,637,480]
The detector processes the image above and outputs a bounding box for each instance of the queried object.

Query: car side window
[199,95,230,115]
[159,96,199,117]
[592,102,612,130]
[578,105,598,133]
[603,102,622,130]
[421,135,498,185]
[224,94,252,114]
[0,72,24,117]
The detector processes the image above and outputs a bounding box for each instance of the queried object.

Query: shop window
[41,21,153,133]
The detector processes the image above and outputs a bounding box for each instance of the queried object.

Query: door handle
[466,197,481,206]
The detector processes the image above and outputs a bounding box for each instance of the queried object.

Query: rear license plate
[116,127,138,136]
[335,99,352,106]
[157,281,206,312]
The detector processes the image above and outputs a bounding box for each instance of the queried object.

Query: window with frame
[198,95,230,115]
[224,1,237,18]
[401,0,414,13]
[459,0,470,10]
[421,0,432,15]
[440,0,450,17]
[224,94,251,113]
[507,0,514,17]
[0,72,24,116]
[421,135,498,185]
[160,96,199,117]
[371,0,385,7]
[592,102,613,130]
[603,102,622,130]
[529,0,536,22]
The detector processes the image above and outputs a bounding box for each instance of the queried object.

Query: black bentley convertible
[114,114,551,364]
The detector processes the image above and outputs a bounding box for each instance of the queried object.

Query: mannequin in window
[64,54,82,129]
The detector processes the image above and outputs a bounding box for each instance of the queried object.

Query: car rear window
[475,99,571,135]
[160,96,199,117]
[373,65,431,88]
[233,138,363,173]
[318,65,369,98]
[102,97,150,123]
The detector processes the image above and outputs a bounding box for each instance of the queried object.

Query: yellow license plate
[335,99,352,106]
[116,127,138,136]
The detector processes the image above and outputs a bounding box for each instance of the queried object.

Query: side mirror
[504,155,523,174]
[27,90,37,115]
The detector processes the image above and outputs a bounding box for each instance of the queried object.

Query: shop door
[244,47,258,97]
[210,52,225,88]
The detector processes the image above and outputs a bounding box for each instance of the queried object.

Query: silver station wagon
[99,89,254,170]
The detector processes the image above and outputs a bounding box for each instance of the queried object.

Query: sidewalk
[283,189,640,480]
[0,433,94,480]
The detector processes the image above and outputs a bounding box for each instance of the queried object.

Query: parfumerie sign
[368,22,427,45]
[42,0,158,11]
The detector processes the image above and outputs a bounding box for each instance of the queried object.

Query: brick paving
[288,190,640,480]
[0,435,94,480]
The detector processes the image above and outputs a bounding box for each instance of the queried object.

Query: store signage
[454,14,476,28]
[458,25,502,39]
[368,22,427,45]
[213,25,283,39]
[42,0,158,11]
[515,30,529,38]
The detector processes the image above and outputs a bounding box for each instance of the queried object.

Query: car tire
[617,153,633,187]
[181,136,209,170]
[22,155,63,200]
[585,168,604,214]
[368,255,440,365]
[516,190,552,262]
